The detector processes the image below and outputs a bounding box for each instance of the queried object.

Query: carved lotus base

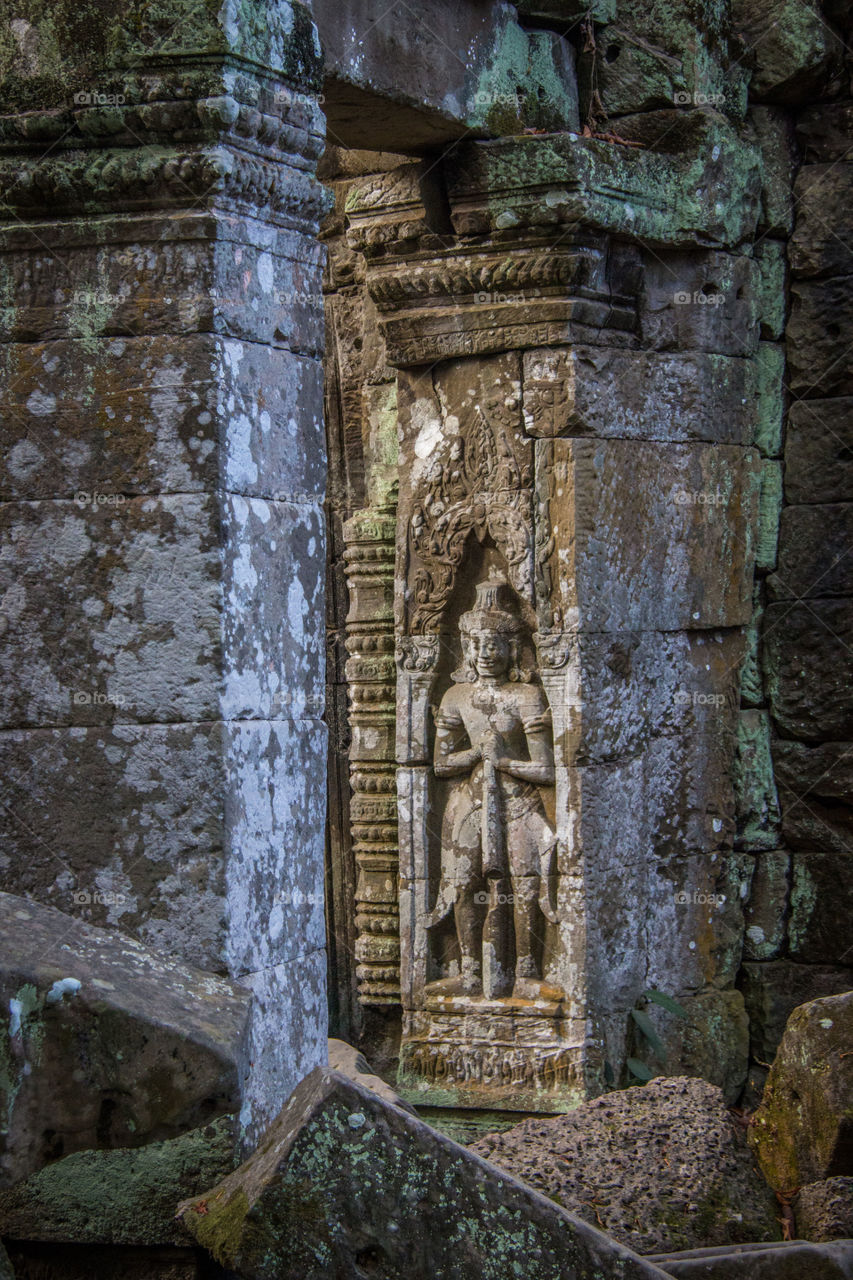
[397,1007,585,1112]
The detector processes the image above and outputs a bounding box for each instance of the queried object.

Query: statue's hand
[481,730,504,765]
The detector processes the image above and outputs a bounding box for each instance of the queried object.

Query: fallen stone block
[327,1039,415,1114]
[0,892,250,1186]
[178,1066,671,1280]
[470,1077,780,1256]
[749,990,853,1192]
[0,1117,237,1246]
[646,1238,853,1278]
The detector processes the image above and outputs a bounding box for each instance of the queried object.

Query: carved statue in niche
[425,570,560,1002]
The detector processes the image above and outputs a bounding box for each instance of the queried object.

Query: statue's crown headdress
[459,569,522,636]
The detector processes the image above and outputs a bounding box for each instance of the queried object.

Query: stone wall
[738,0,853,1099]
[321,0,853,1113]
[0,0,331,1141]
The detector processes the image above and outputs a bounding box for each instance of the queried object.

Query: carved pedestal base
[398,998,585,1112]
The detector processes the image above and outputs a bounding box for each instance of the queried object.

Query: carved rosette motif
[342,509,400,1006]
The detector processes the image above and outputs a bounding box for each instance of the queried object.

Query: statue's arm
[495,701,556,786]
[433,698,480,777]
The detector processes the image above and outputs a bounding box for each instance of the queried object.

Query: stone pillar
[0,0,330,1141]
[345,116,766,1108]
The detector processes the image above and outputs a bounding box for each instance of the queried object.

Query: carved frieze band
[343,509,401,1006]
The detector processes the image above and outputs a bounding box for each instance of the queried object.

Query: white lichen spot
[46,977,81,1005]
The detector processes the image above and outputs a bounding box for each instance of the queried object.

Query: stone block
[795,1177,853,1242]
[730,0,845,102]
[0,334,324,503]
[639,250,759,357]
[790,164,853,279]
[521,347,754,445]
[749,991,853,1191]
[536,438,760,633]
[755,461,782,572]
[740,960,853,1063]
[768,504,853,600]
[797,103,853,163]
[775,740,853,856]
[743,849,789,960]
[0,1117,236,1245]
[0,494,325,730]
[787,277,853,398]
[785,398,853,503]
[788,851,853,964]
[236,952,328,1145]
[577,1,746,119]
[764,600,853,740]
[315,0,579,150]
[0,225,326,355]
[740,584,765,708]
[0,892,249,1187]
[471,1077,777,1256]
[735,711,782,852]
[659,990,750,1105]
[754,241,787,340]
[752,342,784,458]
[749,106,797,236]
[223,718,328,978]
[178,1067,671,1279]
[220,496,326,723]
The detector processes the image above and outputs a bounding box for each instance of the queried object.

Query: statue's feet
[512,976,564,1002]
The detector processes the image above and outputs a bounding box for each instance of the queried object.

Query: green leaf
[630,1007,665,1057]
[604,1059,615,1086]
[626,1058,656,1081]
[643,989,690,1020]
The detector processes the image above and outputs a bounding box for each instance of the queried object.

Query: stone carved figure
[426,572,559,1001]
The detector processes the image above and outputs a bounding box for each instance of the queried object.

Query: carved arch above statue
[407,395,535,634]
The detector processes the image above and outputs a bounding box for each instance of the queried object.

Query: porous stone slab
[749,991,853,1192]
[0,892,250,1187]
[795,1177,853,1242]
[0,1117,237,1245]
[785,399,853,503]
[647,1239,853,1278]
[769,505,853,600]
[521,347,755,444]
[470,1077,780,1256]
[741,961,853,1064]
[788,278,853,398]
[764,600,853,740]
[178,1067,671,1279]
[790,165,853,279]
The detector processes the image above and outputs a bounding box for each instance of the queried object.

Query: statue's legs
[511,874,541,981]
[454,889,484,993]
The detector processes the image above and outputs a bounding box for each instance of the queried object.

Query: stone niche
[395,354,587,1111]
[336,127,765,1112]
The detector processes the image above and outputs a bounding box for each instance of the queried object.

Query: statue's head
[453,571,532,683]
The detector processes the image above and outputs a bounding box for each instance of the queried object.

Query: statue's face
[472,629,510,680]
